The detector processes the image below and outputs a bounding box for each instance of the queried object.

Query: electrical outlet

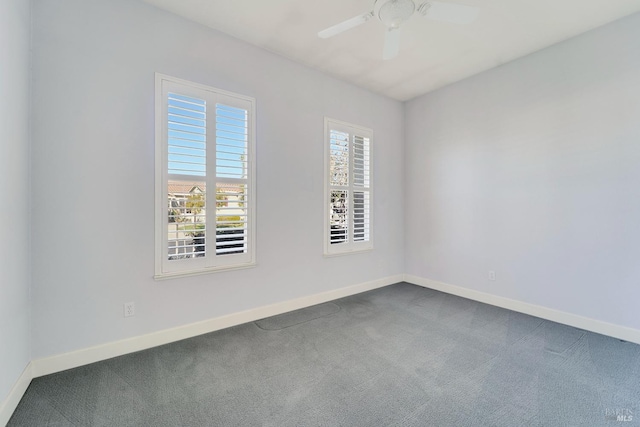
[488,271,496,281]
[124,302,135,317]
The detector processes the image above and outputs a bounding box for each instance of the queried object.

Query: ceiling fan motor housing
[375,0,416,29]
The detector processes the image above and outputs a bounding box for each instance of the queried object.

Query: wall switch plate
[124,302,135,317]
[488,271,496,281]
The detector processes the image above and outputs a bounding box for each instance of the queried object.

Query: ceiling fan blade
[422,1,479,25]
[383,28,401,60]
[318,11,374,39]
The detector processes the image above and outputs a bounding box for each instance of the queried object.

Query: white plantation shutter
[215,102,249,260]
[329,129,350,244]
[167,93,208,260]
[352,135,370,242]
[325,118,373,255]
[330,130,349,186]
[215,183,247,255]
[156,74,256,278]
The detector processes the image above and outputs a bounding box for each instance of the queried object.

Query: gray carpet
[254,302,341,331]
[8,282,640,426]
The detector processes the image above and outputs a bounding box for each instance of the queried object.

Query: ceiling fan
[317,0,480,60]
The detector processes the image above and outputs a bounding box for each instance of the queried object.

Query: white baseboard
[404,274,640,345]
[0,363,32,427]
[32,274,403,378]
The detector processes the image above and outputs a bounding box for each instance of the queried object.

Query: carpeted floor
[8,282,640,426]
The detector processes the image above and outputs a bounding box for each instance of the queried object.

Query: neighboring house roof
[168,182,204,195]
[168,182,244,196]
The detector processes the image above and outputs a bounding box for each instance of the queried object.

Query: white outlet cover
[124,302,135,317]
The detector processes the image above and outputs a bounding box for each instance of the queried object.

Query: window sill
[323,247,373,258]
[154,262,256,281]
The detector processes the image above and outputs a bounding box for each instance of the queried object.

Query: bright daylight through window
[325,118,372,255]
[155,74,255,278]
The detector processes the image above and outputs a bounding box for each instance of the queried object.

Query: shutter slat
[168,128,206,139]
[168,140,206,150]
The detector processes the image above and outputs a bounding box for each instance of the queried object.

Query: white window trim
[324,117,373,256]
[154,73,256,279]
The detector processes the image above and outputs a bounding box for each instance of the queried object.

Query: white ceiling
[141,0,640,101]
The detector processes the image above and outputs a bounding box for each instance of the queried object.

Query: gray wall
[404,13,640,329]
[30,0,404,359]
[0,0,31,403]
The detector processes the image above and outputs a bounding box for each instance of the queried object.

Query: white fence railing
[168,231,246,259]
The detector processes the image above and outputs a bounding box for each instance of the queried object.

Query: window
[324,118,372,255]
[155,74,256,278]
